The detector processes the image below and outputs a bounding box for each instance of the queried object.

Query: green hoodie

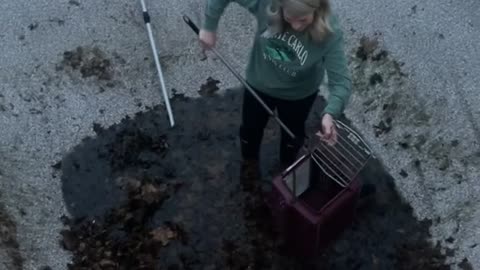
[203,0,352,118]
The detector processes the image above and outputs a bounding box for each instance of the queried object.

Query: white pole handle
[140,0,175,127]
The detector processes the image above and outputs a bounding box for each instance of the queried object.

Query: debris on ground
[198,77,221,96]
[356,35,380,61]
[372,50,389,61]
[28,22,39,31]
[369,73,384,86]
[58,46,114,81]
[57,89,455,269]
[458,258,474,270]
[68,0,80,7]
[0,194,24,270]
[60,178,184,270]
[374,119,392,136]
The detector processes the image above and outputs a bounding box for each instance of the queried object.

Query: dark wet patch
[68,0,80,6]
[459,258,474,270]
[58,90,453,269]
[57,46,114,81]
[398,141,410,149]
[0,194,24,270]
[28,22,39,31]
[372,50,388,61]
[369,73,384,86]
[199,77,221,96]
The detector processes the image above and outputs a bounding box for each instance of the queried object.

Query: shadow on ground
[55,89,453,269]
[0,192,24,270]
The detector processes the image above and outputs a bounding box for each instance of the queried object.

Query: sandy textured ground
[0,0,478,269]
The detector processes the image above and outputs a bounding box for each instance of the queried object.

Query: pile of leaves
[60,178,185,270]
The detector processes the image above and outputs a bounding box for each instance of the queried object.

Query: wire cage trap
[266,120,374,257]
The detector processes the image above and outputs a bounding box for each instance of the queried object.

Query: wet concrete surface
[55,88,462,269]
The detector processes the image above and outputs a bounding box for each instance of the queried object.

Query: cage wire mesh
[282,120,374,198]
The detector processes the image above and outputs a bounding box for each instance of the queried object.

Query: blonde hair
[264,0,332,43]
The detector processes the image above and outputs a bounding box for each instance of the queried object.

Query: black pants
[239,86,317,166]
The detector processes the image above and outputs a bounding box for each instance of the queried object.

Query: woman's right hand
[199,29,217,52]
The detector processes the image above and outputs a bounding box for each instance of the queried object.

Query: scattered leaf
[151,227,177,246]
[199,77,221,96]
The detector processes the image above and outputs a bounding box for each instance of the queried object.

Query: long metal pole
[141,0,175,127]
[182,15,296,140]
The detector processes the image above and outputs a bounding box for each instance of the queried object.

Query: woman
[199,0,352,176]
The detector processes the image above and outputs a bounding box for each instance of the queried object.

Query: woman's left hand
[316,113,338,146]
